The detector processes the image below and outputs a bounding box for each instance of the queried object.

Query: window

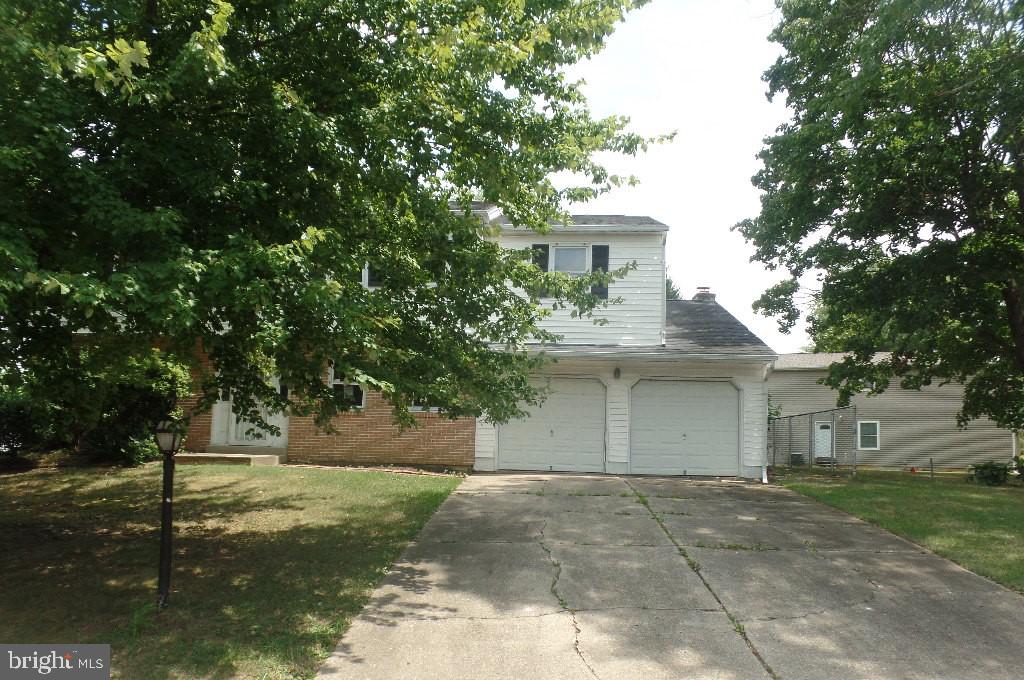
[408,397,439,413]
[328,363,365,409]
[552,246,588,274]
[530,243,610,300]
[858,421,880,450]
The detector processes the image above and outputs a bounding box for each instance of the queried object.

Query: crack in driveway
[536,520,601,680]
[626,479,780,680]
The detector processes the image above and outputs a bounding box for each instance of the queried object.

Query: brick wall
[179,344,475,468]
[182,346,213,452]
[286,392,475,469]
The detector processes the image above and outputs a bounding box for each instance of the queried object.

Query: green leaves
[2,0,651,432]
[742,0,1024,430]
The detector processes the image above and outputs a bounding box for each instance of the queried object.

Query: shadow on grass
[0,465,457,679]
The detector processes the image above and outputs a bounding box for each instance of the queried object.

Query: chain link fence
[769,406,858,474]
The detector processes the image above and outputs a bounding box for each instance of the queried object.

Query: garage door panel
[498,378,606,472]
[631,380,739,476]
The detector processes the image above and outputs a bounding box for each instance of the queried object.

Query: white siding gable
[499,231,666,346]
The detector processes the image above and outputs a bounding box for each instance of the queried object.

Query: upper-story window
[532,244,610,299]
[552,246,588,274]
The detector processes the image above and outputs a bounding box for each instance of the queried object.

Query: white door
[814,422,833,459]
[630,380,739,476]
[228,378,288,447]
[498,378,606,472]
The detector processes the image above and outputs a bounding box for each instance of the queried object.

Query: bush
[0,388,62,454]
[970,461,1011,486]
[76,351,192,466]
[4,347,193,466]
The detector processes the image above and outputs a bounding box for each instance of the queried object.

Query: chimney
[692,286,716,302]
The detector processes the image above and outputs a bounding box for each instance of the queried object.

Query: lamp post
[154,419,183,609]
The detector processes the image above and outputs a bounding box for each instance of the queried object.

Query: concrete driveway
[318,474,1023,680]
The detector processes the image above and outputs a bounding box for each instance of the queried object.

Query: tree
[666,276,682,300]
[737,0,1024,430]
[1,0,659,433]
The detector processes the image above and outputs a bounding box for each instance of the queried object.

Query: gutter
[530,347,779,362]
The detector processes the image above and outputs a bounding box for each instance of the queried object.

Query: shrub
[971,461,1010,486]
[0,388,63,454]
[76,351,193,466]
[4,347,193,466]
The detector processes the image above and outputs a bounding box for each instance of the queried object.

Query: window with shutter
[591,245,609,299]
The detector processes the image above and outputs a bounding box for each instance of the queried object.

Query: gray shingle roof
[663,300,776,356]
[497,213,668,232]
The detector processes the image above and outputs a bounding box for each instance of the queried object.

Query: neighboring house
[767,353,1017,469]
[186,205,777,479]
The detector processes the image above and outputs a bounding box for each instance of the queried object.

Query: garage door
[630,380,739,476]
[498,378,606,472]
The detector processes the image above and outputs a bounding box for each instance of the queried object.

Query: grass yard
[777,468,1024,592]
[0,463,460,679]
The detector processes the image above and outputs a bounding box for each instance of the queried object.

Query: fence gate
[769,406,857,474]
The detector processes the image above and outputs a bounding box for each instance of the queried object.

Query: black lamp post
[154,419,183,609]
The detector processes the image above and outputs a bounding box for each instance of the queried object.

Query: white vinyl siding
[858,421,880,450]
[500,232,665,345]
[767,368,1013,469]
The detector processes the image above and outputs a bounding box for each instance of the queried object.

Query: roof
[496,213,669,233]
[662,300,776,357]
[531,299,776,360]
[773,352,891,370]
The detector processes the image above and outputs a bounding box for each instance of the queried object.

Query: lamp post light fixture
[154,419,183,609]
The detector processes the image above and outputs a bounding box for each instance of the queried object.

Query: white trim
[857,420,880,450]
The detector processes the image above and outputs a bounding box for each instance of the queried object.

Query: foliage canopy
[1,0,656,432]
[738,0,1024,429]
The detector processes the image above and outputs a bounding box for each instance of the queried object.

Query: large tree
[1,0,656,432]
[737,0,1024,429]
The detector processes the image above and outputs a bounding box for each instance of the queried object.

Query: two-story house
[185,206,777,479]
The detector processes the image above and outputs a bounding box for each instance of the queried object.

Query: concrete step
[177,452,282,466]
[203,445,286,457]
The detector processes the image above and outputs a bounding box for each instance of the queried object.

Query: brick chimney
[692,286,716,302]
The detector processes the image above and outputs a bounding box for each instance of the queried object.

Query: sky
[563,0,810,353]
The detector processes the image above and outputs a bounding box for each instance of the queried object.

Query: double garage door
[497,378,739,475]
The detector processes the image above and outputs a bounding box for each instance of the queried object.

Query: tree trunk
[1002,280,1024,373]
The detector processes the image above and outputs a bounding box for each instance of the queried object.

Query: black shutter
[591,245,609,299]
[532,244,549,271]
[367,265,383,287]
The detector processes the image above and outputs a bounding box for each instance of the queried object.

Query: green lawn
[0,463,460,679]
[777,469,1024,592]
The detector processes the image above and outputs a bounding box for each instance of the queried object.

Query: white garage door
[630,380,739,476]
[498,378,606,472]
